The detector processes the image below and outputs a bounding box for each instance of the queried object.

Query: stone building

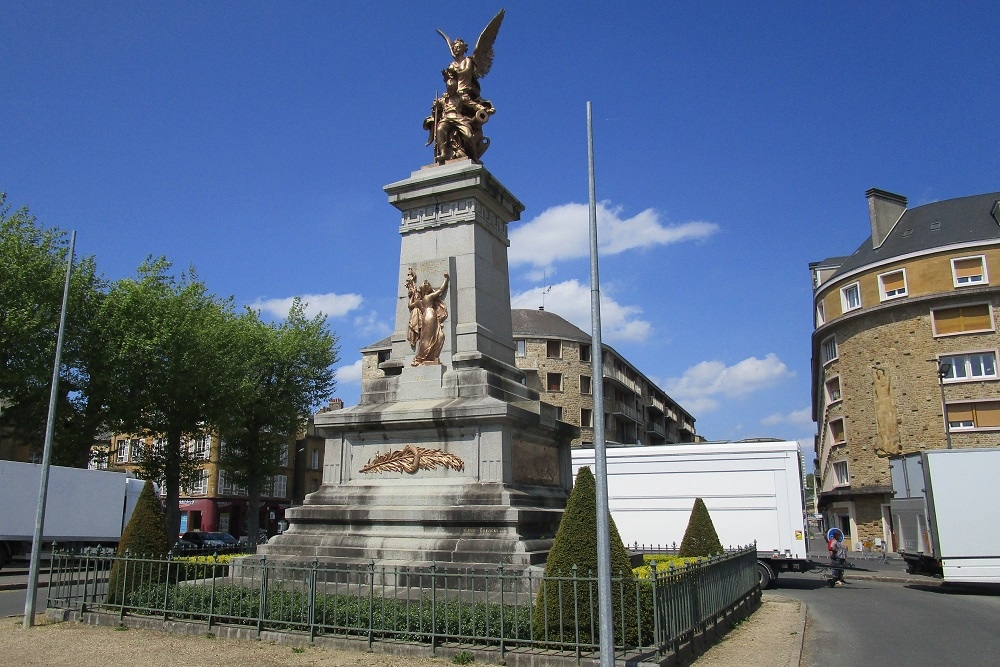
[362,307,697,447]
[810,189,1000,551]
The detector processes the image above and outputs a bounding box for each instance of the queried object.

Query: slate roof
[511,308,591,343]
[831,191,1000,279]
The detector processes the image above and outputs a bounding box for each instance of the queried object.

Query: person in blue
[827,528,848,586]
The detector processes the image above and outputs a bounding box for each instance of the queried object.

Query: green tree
[678,497,724,557]
[101,257,238,537]
[107,480,171,603]
[0,193,108,466]
[217,299,338,542]
[534,466,637,644]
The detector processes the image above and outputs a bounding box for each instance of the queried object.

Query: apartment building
[810,189,1000,549]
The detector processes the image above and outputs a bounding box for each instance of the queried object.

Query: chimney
[866,188,907,249]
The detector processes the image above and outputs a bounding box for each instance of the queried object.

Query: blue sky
[3,2,998,450]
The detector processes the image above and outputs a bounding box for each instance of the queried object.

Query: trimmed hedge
[107,480,171,603]
[678,498,724,557]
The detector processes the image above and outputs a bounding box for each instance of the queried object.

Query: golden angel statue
[424,9,505,165]
[406,270,450,366]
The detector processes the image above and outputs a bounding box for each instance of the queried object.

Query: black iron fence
[45,546,759,660]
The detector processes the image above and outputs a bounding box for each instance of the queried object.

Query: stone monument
[258,10,576,572]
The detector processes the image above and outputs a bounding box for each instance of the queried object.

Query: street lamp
[936,361,953,449]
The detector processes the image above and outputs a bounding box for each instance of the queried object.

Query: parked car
[176,531,239,550]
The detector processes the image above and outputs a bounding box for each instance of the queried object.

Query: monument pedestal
[258,161,576,572]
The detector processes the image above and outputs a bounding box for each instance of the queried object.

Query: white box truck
[0,460,144,570]
[890,448,1000,584]
[572,440,811,589]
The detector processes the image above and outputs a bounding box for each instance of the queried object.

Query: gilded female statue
[406,271,450,366]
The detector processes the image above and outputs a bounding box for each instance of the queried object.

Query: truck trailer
[0,460,144,570]
[572,440,811,589]
[890,448,1000,584]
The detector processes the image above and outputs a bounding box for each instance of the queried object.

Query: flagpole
[24,231,76,628]
[587,101,614,667]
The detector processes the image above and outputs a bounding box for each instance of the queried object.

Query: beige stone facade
[811,189,1000,551]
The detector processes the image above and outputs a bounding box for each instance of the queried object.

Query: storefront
[178,498,289,539]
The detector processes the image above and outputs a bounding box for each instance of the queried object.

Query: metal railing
[45,545,758,660]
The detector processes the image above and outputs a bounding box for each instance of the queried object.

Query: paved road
[775,572,1000,667]
[0,588,27,619]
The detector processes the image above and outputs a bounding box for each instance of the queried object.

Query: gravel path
[0,595,802,667]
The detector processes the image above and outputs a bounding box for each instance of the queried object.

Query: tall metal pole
[24,231,76,628]
[587,101,614,667]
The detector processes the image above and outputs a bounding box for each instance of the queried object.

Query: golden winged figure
[424,9,505,165]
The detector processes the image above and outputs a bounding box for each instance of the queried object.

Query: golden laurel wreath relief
[359,444,465,475]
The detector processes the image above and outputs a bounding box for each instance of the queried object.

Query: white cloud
[664,354,794,413]
[508,201,718,270]
[336,359,363,384]
[761,407,813,426]
[252,292,363,319]
[511,279,652,343]
[353,309,392,339]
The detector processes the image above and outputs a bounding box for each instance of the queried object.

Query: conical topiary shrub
[533,466,638,644]
[677,497,724,557]
[107,480,171,603]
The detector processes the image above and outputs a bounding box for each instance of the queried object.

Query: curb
[794,602,806,667]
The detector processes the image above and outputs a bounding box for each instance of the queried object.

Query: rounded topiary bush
[534,466,638,645]
[107,480,171,603]
[677,497,724,557]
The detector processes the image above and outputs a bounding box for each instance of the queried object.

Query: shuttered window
[879,270,907,299]
[952,257,987,285]
[830,419,845,443]
[932,305,993,335]
[947,401,1000,429]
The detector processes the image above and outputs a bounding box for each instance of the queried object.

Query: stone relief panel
[512,439,561,486]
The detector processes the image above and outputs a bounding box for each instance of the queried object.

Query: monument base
[257,162,577,572]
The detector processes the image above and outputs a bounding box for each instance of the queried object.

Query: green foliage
[534,466,639,645]
[678,498,724,557]
[0,192,108,465]
[217,299,338,541]
[453,651,475,664]
[632,554,698,580]
[107,481,171,603]
[101,257,238,536]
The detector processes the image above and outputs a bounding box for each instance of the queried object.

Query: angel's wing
[471,8,504,77]
[435,28,453,53]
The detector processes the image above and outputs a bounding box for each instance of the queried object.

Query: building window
[272,474,288,498]
[28,450,43,464]
[187,469,208,495]
[841,282,861,312]
[547,372,563,392]
[879,269,907,300]
[190,435,210,460]
[821,336,838,364]
[947,401,1000,430]
[515,340,526,357]
[932,304,994,336]
[218,470,231,495]
[377,349,390,364]
[309,478,320,493]
[129,438,144,462]
[826,376,842,403]
[829,418,846,445]
[580,375,592,395]
[580,344,591,362]
[816,300,826,326]
[279,444,289,467]
[833,461,850,486]
[311,448,320,470]
[952,256,987,286]
[116,439,128,463]
[940,352,998,382]
[546,340,561,358]
[581,408,593,427]
[553,406,563,421]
